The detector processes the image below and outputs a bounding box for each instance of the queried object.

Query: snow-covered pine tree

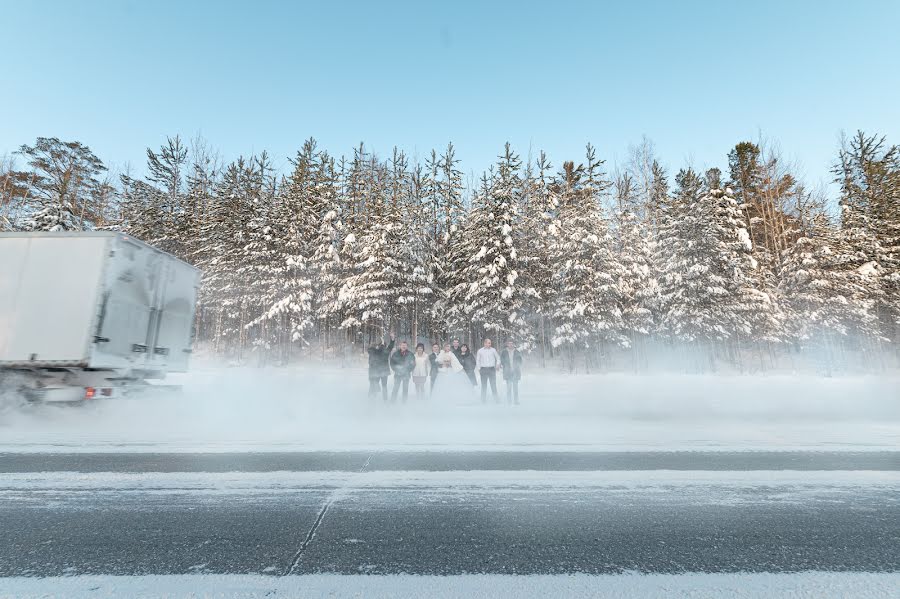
[726,142,798,355]
[17,138,107,231]
[517,151,558,362]
[239,147,319,362]
[119,136,192,259]
[441,174,488,338]
[833,131,900,346]
[613,172,658,366]
[193,156,269,355]
[338,153,417,339]
[426,143,466,341]
[547,156,625,371]
[438,143,466,237]
[657,169,770,368]
[778,213,880,358]
[23,204,78,232]
[146,136,189,256]
[713,175,783,362]
[513,152,557,356]
[835,201,887,348]
[308,149,345,344]
[448,144,531,347]
[385,148,432,338]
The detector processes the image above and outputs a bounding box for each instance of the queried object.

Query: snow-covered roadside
[1,366,897,453]
[2,470,898,493]
[2,572,898,599]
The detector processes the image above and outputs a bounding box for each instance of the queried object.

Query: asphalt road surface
[1,451,898,577]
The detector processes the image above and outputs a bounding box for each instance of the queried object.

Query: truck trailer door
[146,257,200,373]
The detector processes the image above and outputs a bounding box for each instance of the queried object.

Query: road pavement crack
[283,453,374,576]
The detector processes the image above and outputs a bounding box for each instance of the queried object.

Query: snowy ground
[3,573,900,599]
[1,365,898,452]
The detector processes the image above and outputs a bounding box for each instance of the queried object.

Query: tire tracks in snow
[284,453,373,576]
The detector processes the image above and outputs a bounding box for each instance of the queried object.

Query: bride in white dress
[432,342,464,398]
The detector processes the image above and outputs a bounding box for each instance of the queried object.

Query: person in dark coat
[367,333,395,401]
[451,338,463,360]
[428,342,440,393]
[458,343,477,388]
[389,340,416,402]
[500,339,523,405]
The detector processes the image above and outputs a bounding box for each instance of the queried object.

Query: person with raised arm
[367,332,395,401]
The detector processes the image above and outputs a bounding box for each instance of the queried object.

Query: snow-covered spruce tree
[426,144,466,341]
[778,213,880,361]
[717,180,784,360]
[338,153,427,339]
[340,143,374,235]
[146,136,189,256]
[438,142,466,236]
[239,148,319,362]
[119,136,192,259]
[726,142,800,354]
[397,161,432,342]
[448,144,532,347]
[179,138,220,268]
[516,151,558,362]
[194,156,268,355]
[441,175,486,338]
[231,153,283,357]
[703,167,785,358]
[24,204,79,232]
[385,148,432,340]
[338,195,390,334]
[835,201,887,347]
[308,150,345,343]
[656,169,771,369]
[547,158,625,371]
[613,173,659,366]
[833,131,900,346]
[118,174,164,239]
[339,207,420,339]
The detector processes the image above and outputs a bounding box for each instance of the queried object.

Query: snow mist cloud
[1,363,897,452]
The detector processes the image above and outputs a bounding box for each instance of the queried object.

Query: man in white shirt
[475,338,502,403]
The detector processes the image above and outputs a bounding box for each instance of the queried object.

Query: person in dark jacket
[389,340,416,402]
[428,342,440,393]
[500,339,523,405]
[367,333,395,401]
[458,343,477,388]
[451,338,463,360]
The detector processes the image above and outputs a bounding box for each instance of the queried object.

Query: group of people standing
[367,334,523,404]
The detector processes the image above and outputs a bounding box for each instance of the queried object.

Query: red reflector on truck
[84,387,96,399]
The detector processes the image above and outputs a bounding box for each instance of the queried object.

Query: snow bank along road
[1,451,898,595]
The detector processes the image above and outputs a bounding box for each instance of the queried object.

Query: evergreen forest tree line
[2,133,898,373]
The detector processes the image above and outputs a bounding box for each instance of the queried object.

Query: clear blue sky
[3,0,898,191]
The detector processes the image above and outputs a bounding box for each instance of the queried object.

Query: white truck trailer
[0,232,200,402]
